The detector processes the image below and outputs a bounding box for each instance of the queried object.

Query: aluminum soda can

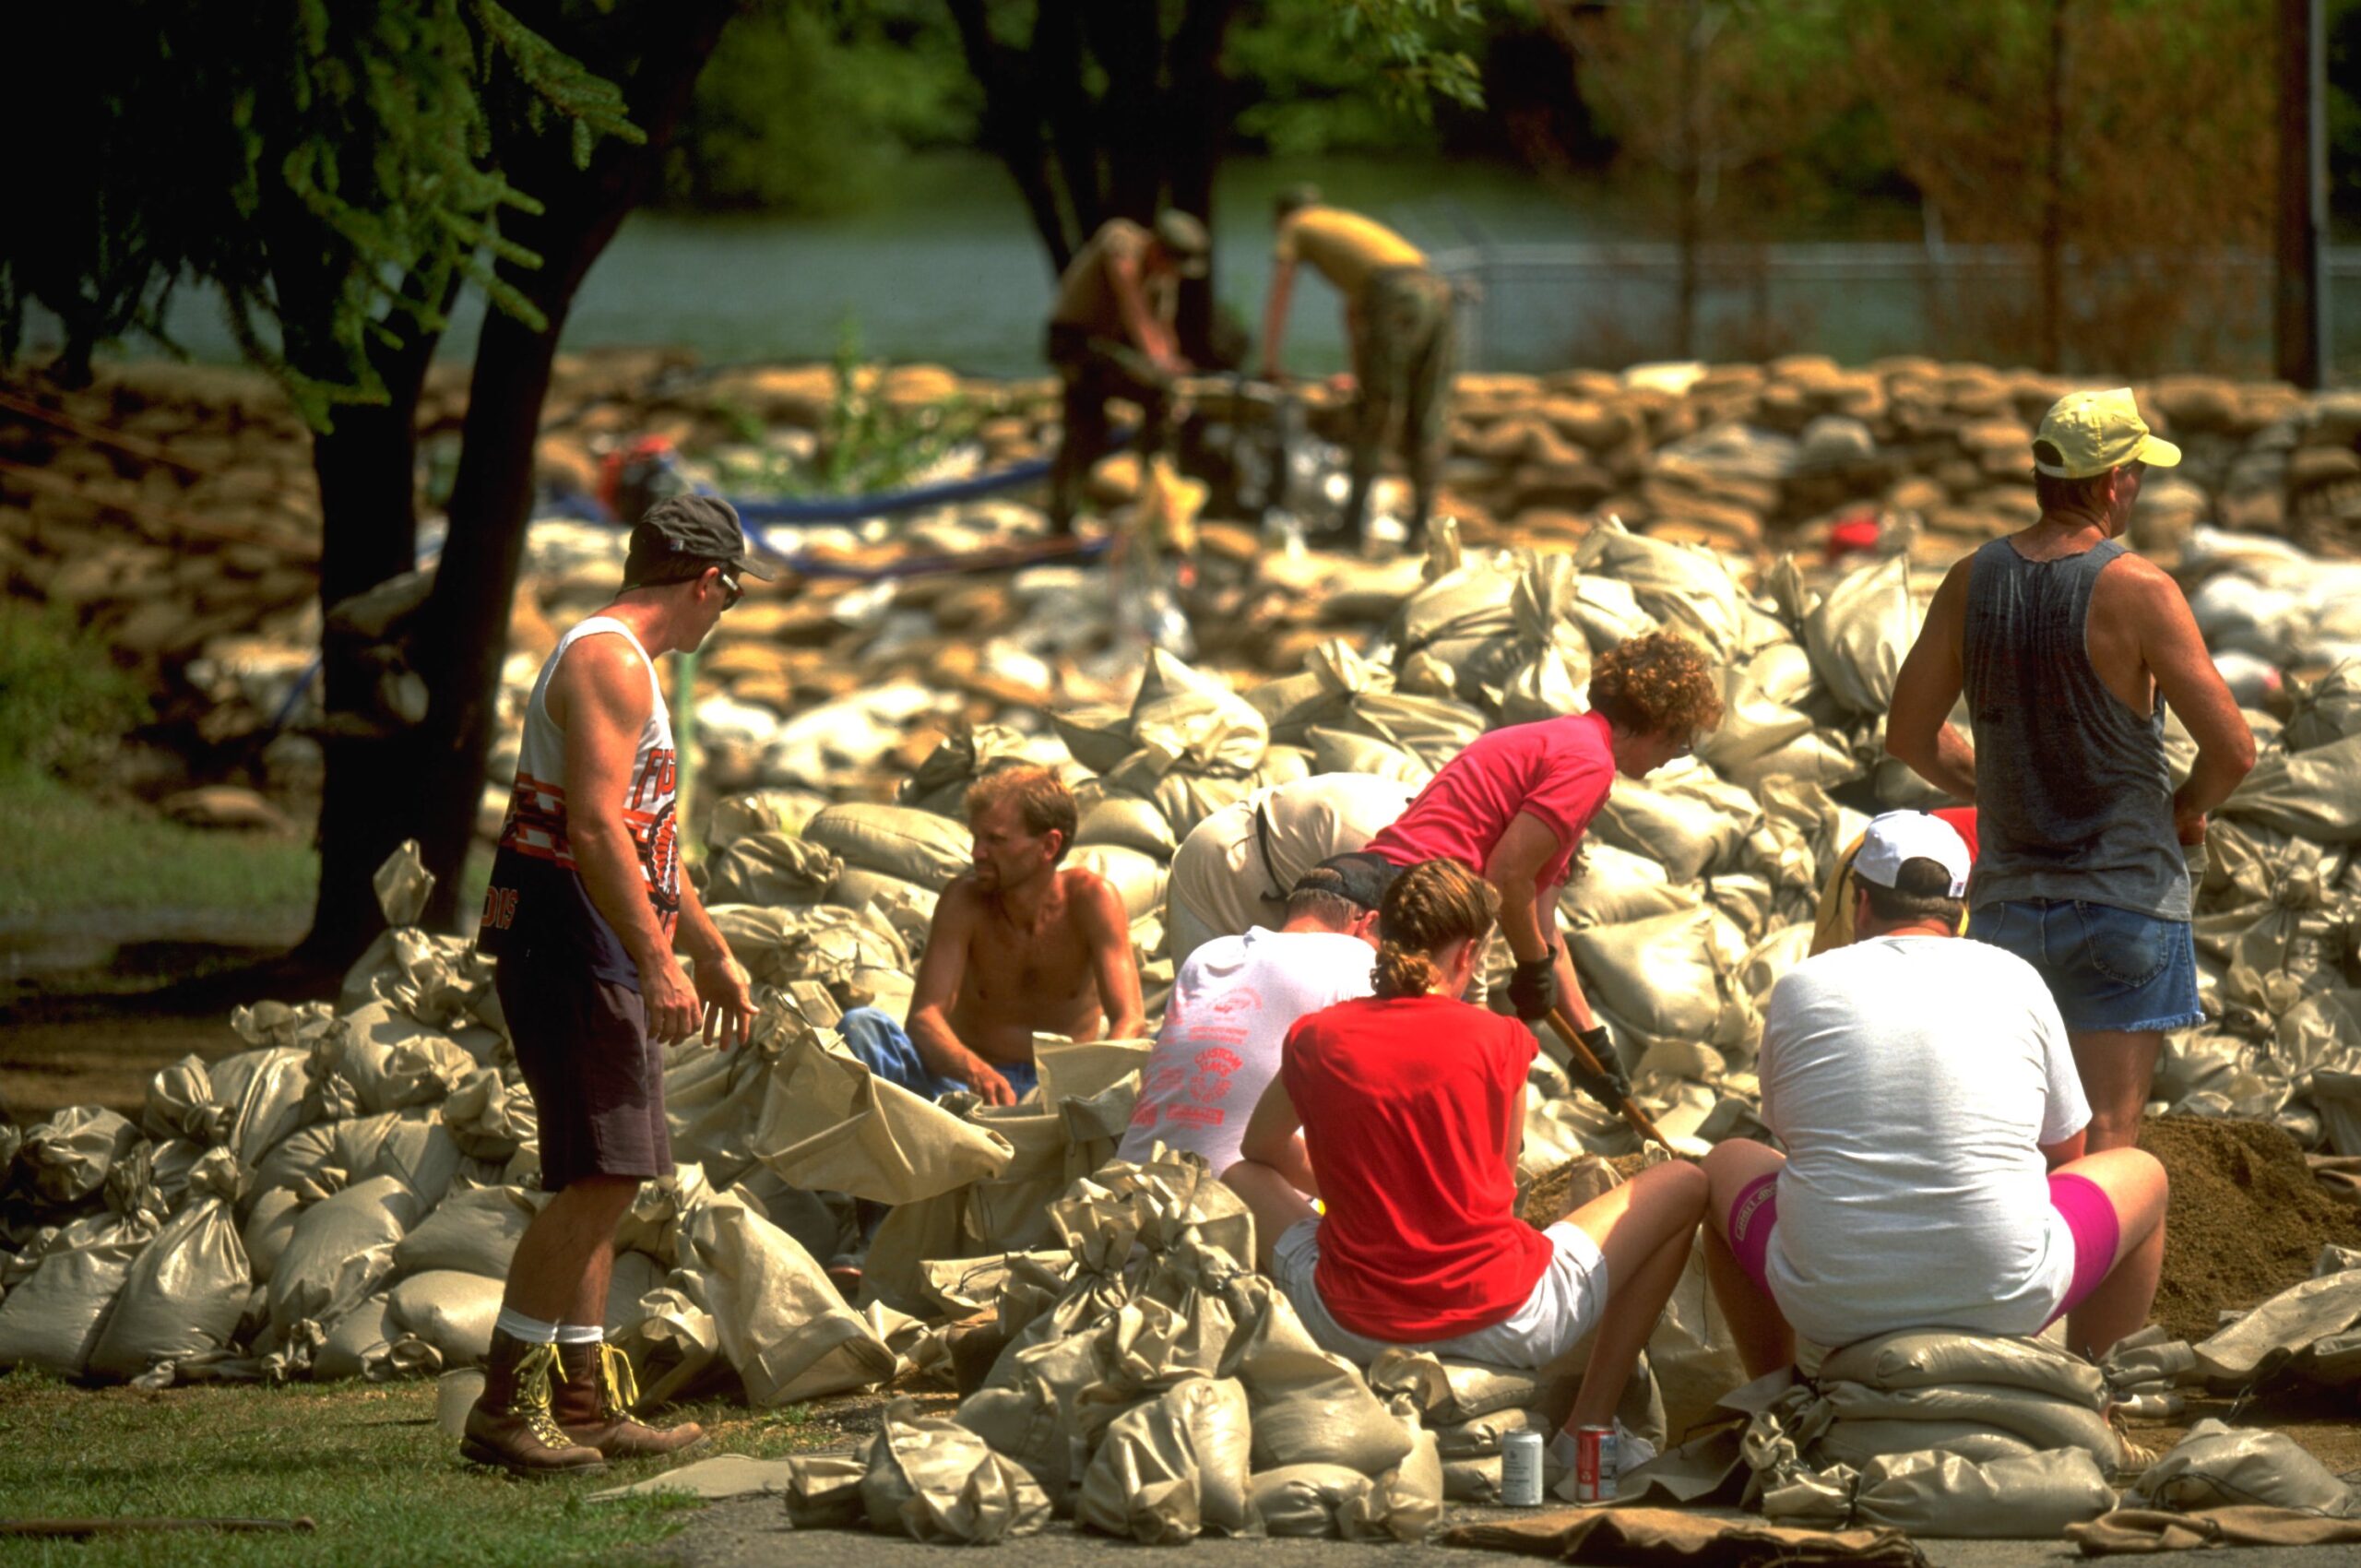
[1573,1425,1617,1503]
[1499,1428,1545,1506]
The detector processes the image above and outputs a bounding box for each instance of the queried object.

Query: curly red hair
[1587,631,1723,739]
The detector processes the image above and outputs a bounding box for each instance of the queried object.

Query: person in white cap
[1696,811,2169,1372]
[1886,386,2254,1154]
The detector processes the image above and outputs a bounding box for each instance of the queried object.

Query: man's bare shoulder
[2089,549,2186,619]
[1055,866,1128,927]
[929,873,990,932]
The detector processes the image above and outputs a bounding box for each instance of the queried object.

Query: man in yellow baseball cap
[1884,386,2253,1159]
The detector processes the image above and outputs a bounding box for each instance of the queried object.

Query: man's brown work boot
[552,1338,708,1461]
[461,1331,609,1477]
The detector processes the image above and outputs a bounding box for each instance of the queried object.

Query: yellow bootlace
[596,1342,642,1421]
[513,1342,575,1450]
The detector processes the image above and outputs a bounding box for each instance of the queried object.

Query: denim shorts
[1967,899,2203,1034]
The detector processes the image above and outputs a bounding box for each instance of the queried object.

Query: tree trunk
[404,0,741,935]
[297,319,447,971]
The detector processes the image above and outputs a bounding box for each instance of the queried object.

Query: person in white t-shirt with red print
[1116,858,1386,1183]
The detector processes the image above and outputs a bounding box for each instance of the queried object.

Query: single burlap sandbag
[1812,1420,2037,1468]
[1591,761,1759,884]
[803,802,974,890]
[1574,518,1750,659]
[1815,1382,2119,1465]
[1337,1417,1445,1542]
[1434,1405,1549,1459]
[1068,842,1169,921]
[1568,902,1752,1060]
[386,1269,504,1370]
[313,1291,397,1382]
[1223,1278,1412,1476]
[1075,790,1180,859]
[1305,725,1433,787]
[749,1024,1015,1205]
[2219,731,2361,843]
[2194,1271,2361,1383]
[1805,552,1919,717]
[268,1173,426,1340]
[613,1282,725,1408]
[899,724,1040,817]
[2124,1419,2358,1516]
[778,1454,869,1529]
[1078,1375,1256,1543]
[707,787,828,847]
[389,1184,544,1283]
[700,831,841,907]
[19,1106,140,1206]
[0,1214,157,1375]
[862,1396,1053,1542]
[1851,1447,2118,1537]
[207,1045,314,1168]
[1339,692,1489,773]
[1818,1329,2106,1405]
[1367,1348,1550,1425]
[140,1055,228,1146]
[686,1192,896,1406]
[87,1149,249,1382]
[1251,1463,1375,1537]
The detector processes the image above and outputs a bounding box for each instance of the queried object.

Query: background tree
[7,0,739,973]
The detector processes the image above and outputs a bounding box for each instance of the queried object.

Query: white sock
[494,1308,560,1345]
[552,1324,605,1346]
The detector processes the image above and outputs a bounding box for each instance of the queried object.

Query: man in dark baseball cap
[623,495,776,588]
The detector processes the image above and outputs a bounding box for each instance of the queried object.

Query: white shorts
[1271,1217,1608,1369]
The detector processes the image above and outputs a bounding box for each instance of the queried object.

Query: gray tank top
[1963,537,2189,921]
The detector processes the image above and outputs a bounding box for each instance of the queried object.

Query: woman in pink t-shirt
[1356,632,1723,1093]
[1223,857,1708,1464]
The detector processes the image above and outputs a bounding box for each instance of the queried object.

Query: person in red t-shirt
[1223,858,1708,1450]
[1350,631,1723,1099]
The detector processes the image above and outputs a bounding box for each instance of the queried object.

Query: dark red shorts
[495,955,671,1192]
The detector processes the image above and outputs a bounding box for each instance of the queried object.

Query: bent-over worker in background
[470,495,765,1477]
[1886,387,2255,1152]
[1351,630,1721,1099]
[1223,858,1707,1484]
[1044,210,1209,536]
[1118,857,1387,1183]
[838,766,1145,1107]
[1258,184,1455,547]
[1164,770,1418,970]
[1700,812,2168,1372]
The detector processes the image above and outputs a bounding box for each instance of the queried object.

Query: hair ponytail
[1369,858,1500,1001]
[1371,940,1442,1000]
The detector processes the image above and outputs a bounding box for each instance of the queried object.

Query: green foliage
[0,778,319,924]
[665,0,979,214]
[5,1,644,429]
[1328,0,1494,120]
[0,610,149,783]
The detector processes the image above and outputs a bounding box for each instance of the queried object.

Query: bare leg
[502,1175,639,1325]
[2069,1029,2162,1153]
[1560,1159,1709,1430]
[2056,1146,2168,1360]
[1699,1138,1795,1379]
[1221,1158,1321,1274]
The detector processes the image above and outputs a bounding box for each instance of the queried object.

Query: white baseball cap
[1856,811,1971,898]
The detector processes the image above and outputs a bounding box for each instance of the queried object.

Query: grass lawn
[0,776,316,927]
[0,1371,835,1566]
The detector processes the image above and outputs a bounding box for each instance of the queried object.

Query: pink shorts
[1723,1170,2121,1327]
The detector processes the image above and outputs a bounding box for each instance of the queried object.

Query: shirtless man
[838,766,1145,1105]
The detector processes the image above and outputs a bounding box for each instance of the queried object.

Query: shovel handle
[1542,1005,1676,1154]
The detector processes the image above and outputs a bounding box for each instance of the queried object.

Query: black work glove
[1567,1025,1634,1111]
[1506,952,1559,1022]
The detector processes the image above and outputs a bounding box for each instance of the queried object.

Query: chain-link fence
[1424,242,2361,381]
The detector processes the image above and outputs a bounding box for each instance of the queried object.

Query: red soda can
[1573,1425,1617,1503]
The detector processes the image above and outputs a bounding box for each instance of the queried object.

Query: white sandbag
[2220,732,2361,843]
[1125,648,1269,778]
[1574,519,1751,659]
[1810,1420,2037,1468]
[706,787,829,846]
[684,1192,896,1406]
[1433,1405,1549,1458]
[1252,640,1394,743]
[748,1026,1016,1205]
[1805,552,1919,717]
[862,1396,1053,1542]
[86,1149,249,1382]
[1817,1329,2107,1406]
[1075,791,1180,859]
[241,1187,306,1285]
[1306,726,1433,787]
[1568,902,1752,1061]
[140,1056,227,1146]
[386,1269,505,1370]
[1336,1418,1444,1542]
[391,1183,546,1281]
[803,802,973,891]
[1339,692,1489,772]
[18,1106,140,1205]
[314,1290,397,1382]
[268,1173,426,1339]
[1591,760,1760,883]
[1223,1280,1413,1476]
[207,1046,314,1166]
[1250,1463,1375,1537]
[1814,1381,2119,1465]
[441,1072,536,1163]
[1851,1448,2118,1537]
[2286,659,2361,752]
[1068,843,1168,921]
[1149,771,1257,845]
[2123,1419,2358,1516]
[1366,1349,1548,1424]
[1698,649,1817,772]
[700,831,841,906]
[1078,1376,1256,1543]
[363,1111,463,1210]
[0,1214,156,1375]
